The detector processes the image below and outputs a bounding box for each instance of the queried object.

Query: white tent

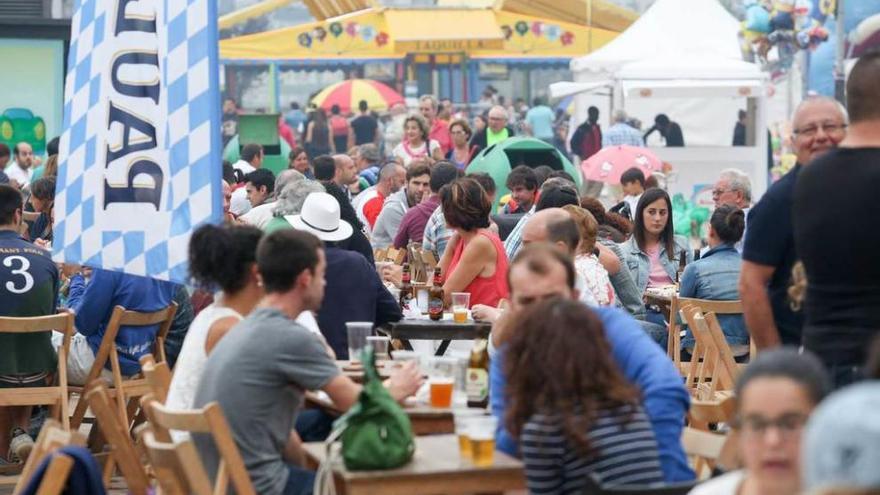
[557,0,769,200]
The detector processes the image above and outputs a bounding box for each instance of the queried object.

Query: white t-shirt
[688,470,744,495]
[5,161,33,186]
[392,140,440,167]
[232,159,256,175]
[240,201,276,229]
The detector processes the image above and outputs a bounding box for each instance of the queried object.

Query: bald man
[740,96,848,352]
[470,105,515,155]
[794,52,880,387]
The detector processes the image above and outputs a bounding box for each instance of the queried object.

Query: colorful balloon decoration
[515,21,529,36]
[329,22,343,38]
[739,0,830,76]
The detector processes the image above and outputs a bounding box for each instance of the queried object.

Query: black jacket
[469,125,516,156]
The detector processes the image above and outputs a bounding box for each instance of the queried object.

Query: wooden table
[305,391,455,435]
[645,286,677,320]
[303,434,526,495]
[380,319,491,356]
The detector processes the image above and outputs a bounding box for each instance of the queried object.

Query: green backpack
[332,347,415,471]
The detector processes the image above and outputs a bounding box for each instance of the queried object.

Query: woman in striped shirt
[504,298,665,493]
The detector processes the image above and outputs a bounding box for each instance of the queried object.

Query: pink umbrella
[581,145,662,184]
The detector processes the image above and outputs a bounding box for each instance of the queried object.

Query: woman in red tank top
[438,178,509,308]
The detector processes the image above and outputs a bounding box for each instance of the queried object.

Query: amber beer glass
[468,416,498,466]
[453,409,485,459]
[429,378,454,408]
[451,292,470,323]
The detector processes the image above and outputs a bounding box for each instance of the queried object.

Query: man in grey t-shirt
[193,226,421,495]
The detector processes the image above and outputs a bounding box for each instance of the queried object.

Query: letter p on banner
[54,0,223,283]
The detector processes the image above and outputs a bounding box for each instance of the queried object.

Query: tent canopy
[571,0,748,77]
[219,7,621,63]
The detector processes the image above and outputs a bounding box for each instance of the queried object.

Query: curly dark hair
[189,223,263,294]
[504,298,641,457]
[441,177,491,232]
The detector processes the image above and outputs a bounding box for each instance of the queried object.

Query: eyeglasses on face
[793,122,847,138]
[733,412,808,439]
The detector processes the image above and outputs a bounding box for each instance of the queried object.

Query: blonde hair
[562,205,599,255]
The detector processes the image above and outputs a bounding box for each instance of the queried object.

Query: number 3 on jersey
[3,255,34,294]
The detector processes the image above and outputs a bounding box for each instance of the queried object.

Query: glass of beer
[427,357,458,408]
[451,292,470,323]
[453,409,485,459]
[468,416,498,466]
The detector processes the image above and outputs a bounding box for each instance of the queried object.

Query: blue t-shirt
[742,165,803,346]
[525,105,555,140]
[490,306,694,482]
[67,268,177,376]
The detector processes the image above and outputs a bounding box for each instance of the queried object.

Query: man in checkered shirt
[602,109,646,148]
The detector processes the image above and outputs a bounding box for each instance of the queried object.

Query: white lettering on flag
[54,0,222,283]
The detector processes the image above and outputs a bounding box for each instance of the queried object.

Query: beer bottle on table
[675,249,687,284]
[467,339,489,408]
[428,267,444,321]
[399,263,414,311]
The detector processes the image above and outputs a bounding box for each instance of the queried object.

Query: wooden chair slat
[141,395,256,495]
[138,427,214,495]
[85,381,150,495]
[13,420,86,494]
[69,303,178,430]
[0,312,73,432]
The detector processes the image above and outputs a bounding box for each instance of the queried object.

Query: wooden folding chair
[704,312,744,384]
[0,312,74,431]
[681,426,732,480]
[84,381,151,495]
[667,297,743,374]
[680,304,736,400]
[138,426,214,495]
[12,419,87,495]
[69,303,178,430]
[140,394,256,495]
[139,354,172,403]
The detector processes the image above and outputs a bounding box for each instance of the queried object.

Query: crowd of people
[2,49,880,495]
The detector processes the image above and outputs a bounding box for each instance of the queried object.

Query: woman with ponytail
[679,204,749,357]
[165,223,264,410]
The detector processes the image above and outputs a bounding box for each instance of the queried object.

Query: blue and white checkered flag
[54,0,223,284]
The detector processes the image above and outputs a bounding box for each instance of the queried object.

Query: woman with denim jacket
[620,188,692,333]
[679,205,749,356]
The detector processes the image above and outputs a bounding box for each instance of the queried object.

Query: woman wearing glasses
[688,348,830,495]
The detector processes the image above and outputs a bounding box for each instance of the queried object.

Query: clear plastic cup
[468,416,498,466]
[426,357,459,408]
[451,292,470,323]
[345,322,373,362]
[366,335,390,360]
[453,409,486,459]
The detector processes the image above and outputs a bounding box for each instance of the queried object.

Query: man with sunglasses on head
[739,96,848,355]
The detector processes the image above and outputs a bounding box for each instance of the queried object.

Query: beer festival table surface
[305,387,455,435]
[379,318,492,356]
[645,285,678,320]
[303,434,526,495]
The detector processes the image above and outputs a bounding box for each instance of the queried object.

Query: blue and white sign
[54,0,223,283]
